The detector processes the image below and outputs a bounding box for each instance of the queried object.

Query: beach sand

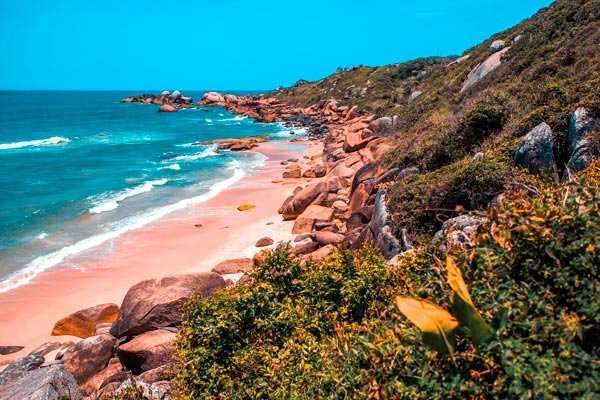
[0,139,323,365]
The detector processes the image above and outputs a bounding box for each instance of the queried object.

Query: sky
[0,0,554,91]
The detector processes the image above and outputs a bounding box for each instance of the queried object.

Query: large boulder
[0,354,45,386]
[514,122,556,174]
[292,205,334,234]
[81,359,128,396]
[63,333,116,386]
[355,191,400,259]
[211,258,254,274]
[312,231,344,246]
[489,39,506,54]
[0,364,82,400]
[52,303,119,338]
[280,181,330,220]
[368,117,396,137]
[110,273,226,338]
[461,47,510,92]
[563,107,599,181]
[158,104,177,112]
[343,129,376,153]
[116,329,176,375]
[202,92,224,104]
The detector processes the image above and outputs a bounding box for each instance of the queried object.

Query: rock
[567,107,596,153]
[368,117,396,137]
[158,104,177,112]
[346,206,374,231]
[292,241,320,255]
[343,227,364,249]
[115,378,173,400]
[563,107,599,181]
[490,39,506,54]
[407,91,422,104]
[81,359,127,396]
[283,168,302,179]
[52,303,119,338]
[313,164,327,177]
[237,204,256,211]
[514,122,556,174]
[0,364,83,400]
[354,191,400,259]
[280,181,330,220]
[116,329,176,375]
[255,237,274,247]
[332,200,349,212]
[138,363,172,383]
[302,244,335,264]
[212,258,254,274]
[63,334,115,386]
[348,182,375,212]
[433,214,488,251]
[343,129,376,153]
[110,273,226,338]
[312,231,344,246]
[351,162,385,193]
[461,47,510,92]
[253,249,271,266]
[292,205,335,234]
[202,91,225,103]
[29,342,62,357]
[0,354,45,386]
[0,346,23,355]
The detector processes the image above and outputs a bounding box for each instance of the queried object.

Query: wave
[273,126,308,137]
[89,178,168,214]
[0,136,70,150]
[0,168,246,294]
[166,144,219,162]
[159,163,181,171]
[217,115,247,122]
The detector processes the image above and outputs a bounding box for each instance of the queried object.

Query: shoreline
[0,138,323,364]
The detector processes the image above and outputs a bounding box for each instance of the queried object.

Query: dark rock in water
[0,364,83,400]
[0,346,23,355]
[514,122,556,174]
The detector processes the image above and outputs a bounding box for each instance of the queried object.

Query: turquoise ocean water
[0,91,304,293]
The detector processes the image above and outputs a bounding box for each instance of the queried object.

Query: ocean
[0,90,304,293]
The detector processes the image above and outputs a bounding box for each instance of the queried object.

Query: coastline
[0,138,323,365]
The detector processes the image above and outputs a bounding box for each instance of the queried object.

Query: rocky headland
[121,90,193,112]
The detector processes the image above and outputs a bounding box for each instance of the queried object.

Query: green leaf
[395,296,459,354]
[446,257,494,347]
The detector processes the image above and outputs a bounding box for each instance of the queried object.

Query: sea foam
[0,168,246,294]
[0,136,70,150]
[89,178,168,214]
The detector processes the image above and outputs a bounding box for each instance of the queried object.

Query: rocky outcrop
[63,334,116,387]
[461,47,510,92]
[292,205,335,234]
[51,303,119,339]
[158,104,177,112]
[116,329,176,375]
[563,107,599,181]
[194,135,268,151]
[490,39,506,54]
[110,273,226,338]
[0,364,82,400]
[514,122,556,174]
[121,91,193,106]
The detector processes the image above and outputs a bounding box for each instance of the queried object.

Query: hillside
[175,1,600,398]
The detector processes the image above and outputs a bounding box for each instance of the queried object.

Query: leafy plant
[396,256,494,354]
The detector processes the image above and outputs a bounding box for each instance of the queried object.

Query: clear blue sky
[0,0,554,91]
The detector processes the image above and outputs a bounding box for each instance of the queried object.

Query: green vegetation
[175,167,600,399]
[174,1,600,398]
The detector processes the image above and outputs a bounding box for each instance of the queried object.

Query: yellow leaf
[395,296,459,354]
[446,256,473,306]
[237,204,256,211]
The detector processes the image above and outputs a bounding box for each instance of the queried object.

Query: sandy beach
[0,139,323,365]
